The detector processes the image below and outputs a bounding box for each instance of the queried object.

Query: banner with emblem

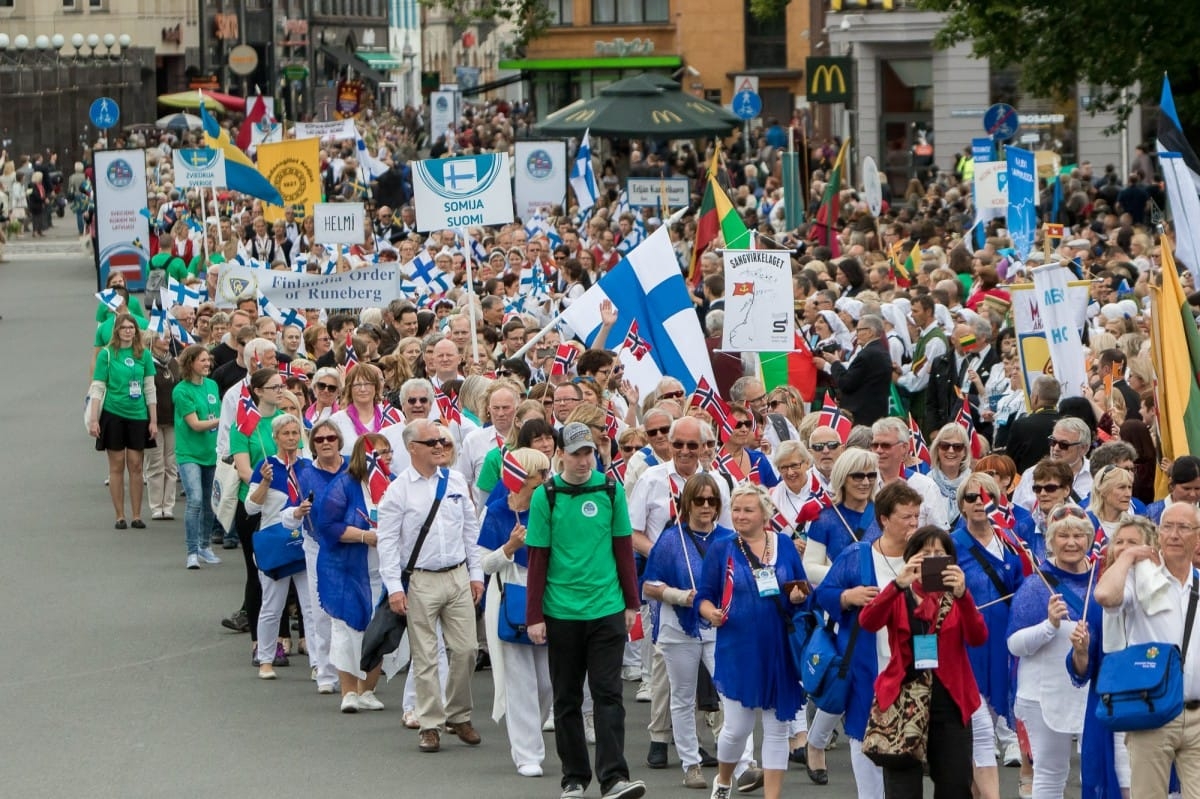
[514,140,566,222]
[294,119,356,142]
[94,149,151,291]
[721,249,794,352]
[173,147,227,189]
[216,261,403,310]
[1010,274,1092,406]
[411,153,514,232]
[255,137,321,224]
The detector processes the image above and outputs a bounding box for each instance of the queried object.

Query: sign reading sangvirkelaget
[721,249,794,352]
[95,149,151,291]
[411,153,513,231]
[312,202,364,245]
[217,262,402,309]
[173,148,227,189]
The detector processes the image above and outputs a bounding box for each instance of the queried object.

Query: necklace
[874,538,905,579]
[736,533,772,567]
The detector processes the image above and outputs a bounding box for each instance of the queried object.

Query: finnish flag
[569,129,600,213]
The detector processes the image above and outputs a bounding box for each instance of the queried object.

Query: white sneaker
[341,692,359,713]
[542,716,555,732]
[620,665,641,681]
[186,554,200,570]
[1003,741,1021,766]
[584,711,596,744]
[710,782,732,799]
[517,764,543,777]
[197,548,221,564]
[318,683,336,694]
[636,681,652,702]
[357,690,385,711]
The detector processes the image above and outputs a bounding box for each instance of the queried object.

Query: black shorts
[95,409,156,452]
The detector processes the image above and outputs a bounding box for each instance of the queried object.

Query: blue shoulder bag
[801,543,873,715]
[253,521,306,580]
[1094,570,1199,731]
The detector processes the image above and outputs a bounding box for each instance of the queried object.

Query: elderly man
[870,417,946,529]
[1011,417,1094,511]
[379,419,483,753]
[429,338,462,389]
[1004,376,1061,473]
[819,313,893,428]
[457,381,520,510]
[622,405,679,496]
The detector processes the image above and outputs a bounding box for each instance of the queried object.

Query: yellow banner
[255,138,321,223]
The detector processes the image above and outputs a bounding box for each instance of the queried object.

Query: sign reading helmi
[412,153,513,232]
[313,202,364,245]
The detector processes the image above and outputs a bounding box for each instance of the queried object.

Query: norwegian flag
[768,496,793,535]
[981,488,1016,532]
[282,454,302,505]
[363,438,392,505]
[954,388,985,458]
[719,556,735,613]
[796,472,832,524]
[501,448,529,493]
[666,475,681,526]
[994,524,1037,578]
[550,343,578,377]
[816,398,854,443]
[714,450,748,483]
[606,453,627,485]
[1088,517,1109,564]
[381,404,404,428]
[690,377,734,439]
[434,387,461,424]
[908,414,931,465]
[278,362,308,383]
[622,320,652,361]
[236,381,261,436]
[344,332,359,370]
[604,406,620,440]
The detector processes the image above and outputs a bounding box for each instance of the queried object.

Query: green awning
[355,51,404,70]
[498,55,681,72]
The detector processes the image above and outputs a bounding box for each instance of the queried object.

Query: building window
[89,0,104,7]
[546,0,572,26]
[63,0,77,8]
[592,0,668,24]
[744,4,785,69]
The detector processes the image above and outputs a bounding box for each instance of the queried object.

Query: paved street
[0,220,1073,798]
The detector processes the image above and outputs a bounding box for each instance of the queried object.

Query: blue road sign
[90,97,120,130]
[732,90,762,121]
[983,103,1019,141]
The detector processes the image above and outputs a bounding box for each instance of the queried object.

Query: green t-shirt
[94,314,148,347]
[525,471,631,621]
[476,446,503,495]
[173,378,220,466]
[94,295,147,324]
[92,346,156,421]
[229,409,283,501]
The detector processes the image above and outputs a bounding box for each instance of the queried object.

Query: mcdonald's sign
[806,57,853,104]
[650,109,683,124]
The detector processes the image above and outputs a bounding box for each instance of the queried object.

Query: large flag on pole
[568,129,600,212]
[200,102,283,206]
[1149,242,1200,498]
[559,220,716,397]
[689,174,751,286]
[1157,75,1200,194]
[808,138,849,257]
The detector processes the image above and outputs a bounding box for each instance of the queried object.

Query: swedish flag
[200,103,283,206]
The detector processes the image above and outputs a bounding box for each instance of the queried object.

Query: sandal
[114,519,127,530]
[130,519,146,529]
[1019,777,1033,799]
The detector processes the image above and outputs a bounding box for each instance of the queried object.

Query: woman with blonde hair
[929,423,973,528]
[328,363,389,456]
[803,447,880,585]
[1085,464,1134,543]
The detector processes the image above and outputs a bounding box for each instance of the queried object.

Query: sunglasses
[660,390,685,400]
[315,383,339,392]
[938,442,966,452]
[962,492,982,504]
[769,400,786,409]
[732,420,753,430]
[407,397,430,405]
[621,445,639,453]
[870,440,900,450]
[1032,482,1064,493]
[809,441,841,452]
[312,435,339,444]
[1048,437,1083,449]
[692,496,720,507]
[412,438,452,448]
[375,449,393,457]
[496,369,513,377]
[645,426,670,437]
[672,440,702,451]
[848,471,878,482]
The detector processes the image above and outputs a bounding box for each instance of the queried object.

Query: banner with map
[721,249,794,352]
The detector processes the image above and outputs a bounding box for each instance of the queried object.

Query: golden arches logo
[651,109,682,124]
[685,100,716,116]
[811,64,846,95]
[565,109,596,123]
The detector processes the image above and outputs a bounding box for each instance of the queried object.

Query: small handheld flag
[720,556,735,614]
[344,332,359,370]
[551,343,578,377]
[622,320,652,361]
[236,382,261,437]
[363,438,392,505]
[816,398,854,443]
[501,449,529,493]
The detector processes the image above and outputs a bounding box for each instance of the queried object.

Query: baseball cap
[561,422,595,454]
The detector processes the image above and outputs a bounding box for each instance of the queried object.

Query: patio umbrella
[199,90,246,113]
[156,113,203,131]
[158,91,227,113]
[537,73,741,138]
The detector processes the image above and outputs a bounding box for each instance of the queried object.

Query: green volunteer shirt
[94,314,148,347]
[92,346,156,421]
[476,445,504,495]
[173,378,220,466]
[229,409,283,502]
[94,295,147,324]
[526,470,632,622]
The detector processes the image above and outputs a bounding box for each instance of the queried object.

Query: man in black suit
[924,319,1000,438]
[1003,375,1062,472]
[820,313,894,428]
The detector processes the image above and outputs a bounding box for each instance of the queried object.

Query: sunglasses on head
[1032,482,1063,493]
[1048,503,1087,522]
[809,441,841,452]
[672,440,702,451]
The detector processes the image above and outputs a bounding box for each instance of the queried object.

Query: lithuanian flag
[1149,242,1200,497]
[689,169,751,285]
[758,332,817,402]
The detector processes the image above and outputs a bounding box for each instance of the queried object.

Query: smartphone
[921,555,952,592]
[305,491,314,503]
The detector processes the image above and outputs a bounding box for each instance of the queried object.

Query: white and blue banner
[94,149,151,292]
[411,153,513,232]
[626,177,689,210]
[514,140,567,222]
[974,161,1007,233]
[173,148,227,190]
[293,119,357,141]
[1011,268,1090,403]
[1160,152,1200,286]
[568,129,599,212]
[1006,146,1037,258]
[559,222,715,397]
[216,261,403,309]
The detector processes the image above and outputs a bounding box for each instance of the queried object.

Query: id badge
[754,567,780,597]
[913,634,939,670]
[129,380,142,399]
[369,508,378,526]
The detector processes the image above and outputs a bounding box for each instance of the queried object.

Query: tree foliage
[916,0,1200,136]
[419,0,553,53]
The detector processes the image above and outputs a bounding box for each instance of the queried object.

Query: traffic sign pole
[732,89,762,166]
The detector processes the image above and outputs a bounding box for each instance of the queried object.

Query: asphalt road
[0,220,1074,798]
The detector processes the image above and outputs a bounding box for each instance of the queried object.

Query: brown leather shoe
[445,720,482,745]
[418,729,440,752]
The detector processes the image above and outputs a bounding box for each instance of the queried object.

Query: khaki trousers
[1127,704,1200,799]
[407,565,477,731]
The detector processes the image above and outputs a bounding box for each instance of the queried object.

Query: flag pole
[462,225,480,364]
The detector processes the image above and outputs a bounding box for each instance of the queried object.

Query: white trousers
[808,708,841,749]
[501,641,553,769]
[717,696,789,771]
[256,569,316,666]
[1015,697,1074,799]
[302,538,336,687]
[660,638,716,770]
[144,424,177,516]
[971,702,998,767]
[848,738,884,799]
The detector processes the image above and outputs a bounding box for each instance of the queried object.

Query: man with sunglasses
[622,406,678,496]
[379,419,483,754]
[869,417,946,529]
[807,427,844,493]
[731,377,798,452]
[1012,417,1094,512]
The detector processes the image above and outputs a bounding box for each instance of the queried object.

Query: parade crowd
[80,99,1200,799]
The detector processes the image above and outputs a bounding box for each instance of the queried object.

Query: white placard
[312,202,365,245]
[721,249,794,352]
[626,177,690,210]
[1010,273,1091,405]
[411,153,514,231]
[974,160,1008,218]
[173,148,227,190]
[95,149,151,291]
[514,140,567,221]
[862,156,882,217]
[430,90,459,140]
[217,261,403,309]
[293,119,357,141]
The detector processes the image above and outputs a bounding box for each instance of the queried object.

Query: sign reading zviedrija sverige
[805,57,853,104]
[173,148,227,190]
[411,153,513,231]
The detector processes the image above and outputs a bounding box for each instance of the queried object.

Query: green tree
[917,0,1200,135]
[419,0,552,52]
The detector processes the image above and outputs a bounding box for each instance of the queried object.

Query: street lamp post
[402,35,415,109]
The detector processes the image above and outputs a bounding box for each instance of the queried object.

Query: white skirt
[329,618,365,679]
